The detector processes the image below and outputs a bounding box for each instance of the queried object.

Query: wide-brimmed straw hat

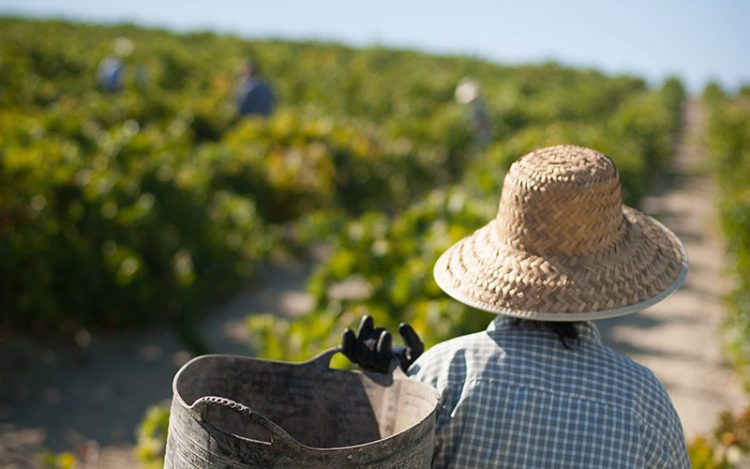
[434,145,688,321]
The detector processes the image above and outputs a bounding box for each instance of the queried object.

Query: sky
[2,0,748,93]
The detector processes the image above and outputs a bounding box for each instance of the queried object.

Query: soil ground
[0,101,745,468]
[0,251,320,468]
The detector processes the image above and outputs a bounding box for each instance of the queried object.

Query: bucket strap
[190,395,302,450]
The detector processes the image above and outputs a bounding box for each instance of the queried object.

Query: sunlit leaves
[705,89,750,391]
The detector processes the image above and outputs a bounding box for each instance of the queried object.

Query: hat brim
[433,206,688,321]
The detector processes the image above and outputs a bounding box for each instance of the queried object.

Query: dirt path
[0,251,318,468]
[599,100,746,439]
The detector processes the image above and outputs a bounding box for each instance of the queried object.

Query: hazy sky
[2,0,748,93]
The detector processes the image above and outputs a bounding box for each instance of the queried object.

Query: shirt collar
[487,315,602,344]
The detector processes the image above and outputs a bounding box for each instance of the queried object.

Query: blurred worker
[343,145,690,468]
[97,37,134,94]
[97,55,124,93]
[235,60,276,117]
[455,77,492,147]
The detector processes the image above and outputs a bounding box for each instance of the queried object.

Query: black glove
[393,322,424,372]
[341,316,424,373]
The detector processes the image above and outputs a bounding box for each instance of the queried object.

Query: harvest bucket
[164,348,440,468]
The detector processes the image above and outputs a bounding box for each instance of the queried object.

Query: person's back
[237,78,275,116]
[410,317,688,468]
[98,56,124,93]
[236,61,276,117]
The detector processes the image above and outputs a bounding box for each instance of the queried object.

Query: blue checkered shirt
[408,317,689,468]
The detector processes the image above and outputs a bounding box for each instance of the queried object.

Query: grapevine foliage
[0,18,683,341]
[704,86,750,390]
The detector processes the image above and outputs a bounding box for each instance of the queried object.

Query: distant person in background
[97,55,124,93]
[97,37,134,94]
[235,60,276,117]
[455,77,492,147]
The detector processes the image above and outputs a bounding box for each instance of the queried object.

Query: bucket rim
[171,348,440,453]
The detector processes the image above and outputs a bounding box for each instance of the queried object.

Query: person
[454,77,492,147]
[97,37,134,94]
[97,55,124,93]
[342,144,690,468]
[235,60,276,117]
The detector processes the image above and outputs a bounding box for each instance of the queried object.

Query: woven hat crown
[434,144,687,319]
[497,145,625,256]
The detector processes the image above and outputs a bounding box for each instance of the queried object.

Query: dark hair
[544,322,580,348]
[510,318,581,348]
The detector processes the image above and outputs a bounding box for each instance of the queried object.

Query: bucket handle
[302,346,341,370]
[306,346,409,378]
[190,395,303,450]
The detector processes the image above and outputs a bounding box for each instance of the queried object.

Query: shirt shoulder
[410,325,680,424]
[408,330,499,389]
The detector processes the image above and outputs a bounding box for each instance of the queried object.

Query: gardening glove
[341,315,423,373]
[393,322,424,372]
[341,315,393,373]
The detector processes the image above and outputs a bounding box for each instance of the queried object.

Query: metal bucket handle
[186,347,406,450]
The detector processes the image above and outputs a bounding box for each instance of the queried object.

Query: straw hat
[434,145,688,321]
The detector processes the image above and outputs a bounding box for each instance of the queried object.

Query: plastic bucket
[164,348,439,468]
